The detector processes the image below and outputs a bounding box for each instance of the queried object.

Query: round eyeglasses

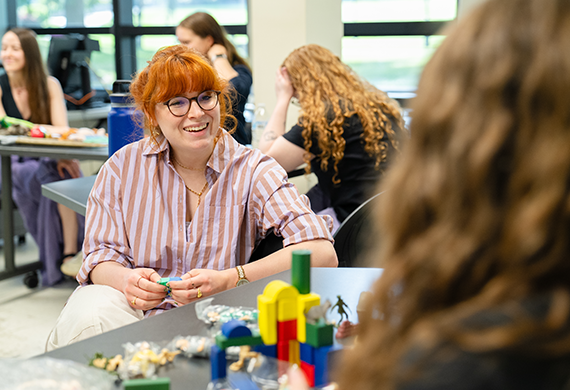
[162,90,221,117]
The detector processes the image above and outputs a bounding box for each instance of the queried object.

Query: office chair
[333,192,383,267]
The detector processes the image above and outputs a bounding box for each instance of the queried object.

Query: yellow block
[297,293,321,343]
[289,340,300,366]
[278,297,298,322]
[258,295,277,345]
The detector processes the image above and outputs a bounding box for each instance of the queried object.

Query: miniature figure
[305,299,331,325]
[330,295,351,326]
[229,345,260,371]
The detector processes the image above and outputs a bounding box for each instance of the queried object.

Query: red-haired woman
[46,45,337,350]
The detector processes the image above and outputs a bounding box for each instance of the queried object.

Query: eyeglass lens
[167,91,219,116]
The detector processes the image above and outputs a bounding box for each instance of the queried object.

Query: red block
[277,319,297,342]
[300,361,315,387]
[277,340,289,362]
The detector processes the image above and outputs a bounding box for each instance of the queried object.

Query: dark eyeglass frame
[162,90,221,117]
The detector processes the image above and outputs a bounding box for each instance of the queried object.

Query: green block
[306,319,333,348]
[123,377,170,389]
[215,333,264,349]
[292,250,311,294]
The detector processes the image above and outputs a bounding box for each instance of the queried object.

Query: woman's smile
[183,123,208,133]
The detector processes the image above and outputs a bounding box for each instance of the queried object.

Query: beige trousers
[46,284,144,352]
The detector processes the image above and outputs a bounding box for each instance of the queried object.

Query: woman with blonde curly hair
[287,0,570,389]
[259,44,404,231]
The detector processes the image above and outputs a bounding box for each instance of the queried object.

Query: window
[17,0,113,28]
[342,0,457,94]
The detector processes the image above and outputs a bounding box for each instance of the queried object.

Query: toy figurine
[330,295,351,326]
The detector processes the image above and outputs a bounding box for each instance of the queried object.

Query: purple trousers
[8,156,85,286]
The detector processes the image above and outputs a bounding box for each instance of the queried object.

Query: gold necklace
[185,181,209,206]
[171,155,206,171]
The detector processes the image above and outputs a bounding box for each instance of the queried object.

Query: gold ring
[197,288,203,299]
[131,296,138,306]
[136,276,143,288]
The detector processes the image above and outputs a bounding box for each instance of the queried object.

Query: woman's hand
[286,365,311,390]
[123,268,166,311]
[56,159,81,179]
[168,268,233,306]
[207,43,228,59]
[275,66,295,103]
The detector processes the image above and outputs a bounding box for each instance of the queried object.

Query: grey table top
[40,267,382,390]
[41,175,96,216]
[0,143,108,160]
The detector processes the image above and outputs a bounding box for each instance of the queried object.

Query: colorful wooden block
[221,319,252,338]
[278,297,298,321]
[314,345,339,387]
[289,340,300,366]
[277,319,297,342]
[297,293,320,343]
[258,280,299,345]
[299,342,314,365]
[215,334,263,349]
[210,345,226,380]
[252,343,277,358]
[277,340,289,361]
[123,378,170,389]
[291,250,311,294]
[305,319,334,348]
[300,361,316,388]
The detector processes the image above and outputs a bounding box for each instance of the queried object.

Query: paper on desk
[0,135,20,145]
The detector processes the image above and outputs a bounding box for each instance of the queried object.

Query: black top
[0,73,25,119]
[397,294,570,390]
[283,113,398,222]
[227,64,252,146]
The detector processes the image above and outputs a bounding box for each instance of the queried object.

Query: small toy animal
[305,299,332,325]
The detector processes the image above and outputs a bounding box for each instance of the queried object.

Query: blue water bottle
[107,80,144,157]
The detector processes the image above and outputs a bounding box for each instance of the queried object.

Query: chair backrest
[248,229,283,263]
[333,192,383,267]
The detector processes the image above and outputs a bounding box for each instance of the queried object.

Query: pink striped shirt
[77,131,333,313]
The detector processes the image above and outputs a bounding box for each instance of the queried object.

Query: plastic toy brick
[289,339,300,365]
[297,293,321,343]
[157,277,182,285]
[277,319,297,342]
[253,343,277,358]
[277,340,289,361]
[277,297,298,321]
[305,319,334,348]
[210,345,227,380]
[300,361,316,388]
[314,345,335,387]
[215,333,263,349]
[300,342,314,365]
[291,250,312,294]
[123,378,170,389]
[221,319,252,338]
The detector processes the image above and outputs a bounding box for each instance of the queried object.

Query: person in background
[176,12,252,146]
[288,0,570,388]
[0,28,84,285]
[46,45,337,351]
[259,44,405,232]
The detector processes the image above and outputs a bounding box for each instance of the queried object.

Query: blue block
[252,343,277,358]
[221,319,252,338]
[228,372,260,390]
[210,345,226,380]
[314,345,334,387]
[300,342,314,365]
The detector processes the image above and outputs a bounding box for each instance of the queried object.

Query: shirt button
[179,225,183,231]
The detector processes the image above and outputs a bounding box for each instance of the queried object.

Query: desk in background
[0,144,107,283]
[42,267,382,390]
[67,104,110,129]
[42,175,95,217]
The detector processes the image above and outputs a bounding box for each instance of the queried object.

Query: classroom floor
[0,234,77,359]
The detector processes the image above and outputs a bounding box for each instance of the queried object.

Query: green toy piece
[123,377,170,389]
[215,334,264,349]
[305,318,334,348]
[330,295,351,326]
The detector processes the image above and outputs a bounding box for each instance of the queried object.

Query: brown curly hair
[130,44,236,146]
[283,44,403,184]
[338,0,570,389]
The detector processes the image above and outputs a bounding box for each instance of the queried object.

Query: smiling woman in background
[176,12,252,146]
[0,28,84,285]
